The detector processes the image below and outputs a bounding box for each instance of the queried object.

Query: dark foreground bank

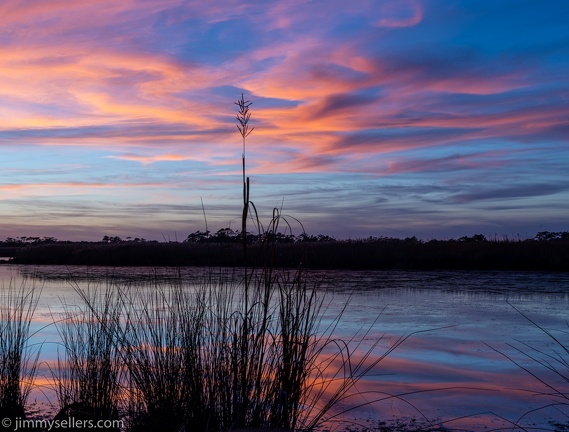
[5,237,569,270]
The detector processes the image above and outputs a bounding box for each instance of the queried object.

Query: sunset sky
[1,0,568,241]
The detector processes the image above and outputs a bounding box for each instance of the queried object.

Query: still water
[2,265,569,431]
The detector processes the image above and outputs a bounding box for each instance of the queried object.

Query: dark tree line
[1,230,568,247]
[183,228,336,244]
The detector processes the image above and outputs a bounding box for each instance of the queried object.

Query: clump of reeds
[110,267,317,431]
[51,264,406,432]
[0,281,41,422]
[52,283,123,431]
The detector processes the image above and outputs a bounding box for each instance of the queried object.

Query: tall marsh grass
[48,265,403,432]
[0,281,41,422]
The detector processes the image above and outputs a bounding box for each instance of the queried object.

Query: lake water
[1,265,569,431]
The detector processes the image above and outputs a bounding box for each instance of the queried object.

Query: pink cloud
[0,182,164,198]
[0,0,565,181]
[108,153,196,164]
[0,0,537,173]
[376,0,423,28]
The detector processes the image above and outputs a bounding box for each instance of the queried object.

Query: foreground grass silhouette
[1,268,423,432]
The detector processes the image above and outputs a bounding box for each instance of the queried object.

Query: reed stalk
[235,92,254,263]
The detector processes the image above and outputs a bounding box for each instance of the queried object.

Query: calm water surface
[2,265,569,431]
